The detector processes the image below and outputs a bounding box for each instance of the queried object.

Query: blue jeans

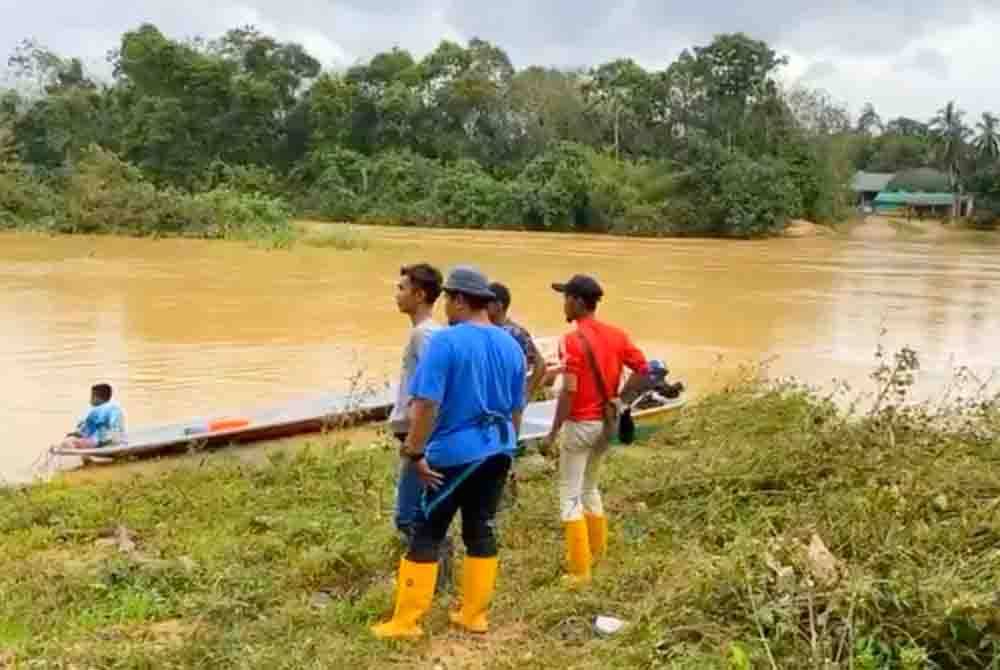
[394,436,425,536]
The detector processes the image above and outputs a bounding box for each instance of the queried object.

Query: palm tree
[856,102,883,136]
[929,101,972,217]
[974,112,1000,162]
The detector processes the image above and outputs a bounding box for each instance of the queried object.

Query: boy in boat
[372,266,525,639]
[61,384,126,451]
[543,275,650,586]
[487,282,546,403]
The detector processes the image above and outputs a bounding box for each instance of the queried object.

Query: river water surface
[3,225,999,482]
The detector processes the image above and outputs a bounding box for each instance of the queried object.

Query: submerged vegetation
[299,223,371,251]
[1,350,998,668]
[1,145,295,246]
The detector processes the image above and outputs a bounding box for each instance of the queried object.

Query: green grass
[1,377,998,668]
[299,224,370,251]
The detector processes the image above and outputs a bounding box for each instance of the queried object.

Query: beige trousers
[558,420,610,522]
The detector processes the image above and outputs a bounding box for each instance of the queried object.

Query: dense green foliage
[1,144,293,243]
[2,26,998,237]
[0,27,863,239]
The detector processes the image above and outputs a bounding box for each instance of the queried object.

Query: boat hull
[52,387,686,460]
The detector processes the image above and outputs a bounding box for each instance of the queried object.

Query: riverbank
[2,376,998,668]
[10,213,997,253]
[2,143,846,246]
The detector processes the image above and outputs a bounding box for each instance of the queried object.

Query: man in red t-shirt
[545,274,649,585]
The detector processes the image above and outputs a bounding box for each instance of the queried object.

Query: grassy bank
[2,144,380,251]
[1,146,299,249]
[2,374,999,668]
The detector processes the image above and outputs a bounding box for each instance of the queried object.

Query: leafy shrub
[0,162,63,230]
[512,142,594,230]
[9,146,298,243]
[611,202,669,236]
[430,159,517,229]
[189,188,294,245]
[671,141,801,238]
[360,150,440,223]
[198,161,288,199]
[60,145,174,235]
[294,148,368,220]
[714,154,801,237]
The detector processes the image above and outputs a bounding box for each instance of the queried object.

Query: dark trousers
[407,453,512,563]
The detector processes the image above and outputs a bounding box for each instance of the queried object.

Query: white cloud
[896,48,951,80]
[783,8,999,122]
[0,0,996,123]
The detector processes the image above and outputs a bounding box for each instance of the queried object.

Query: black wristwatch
[406,451,426,463]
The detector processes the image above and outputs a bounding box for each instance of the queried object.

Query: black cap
[551,274,604,302]
[488,282,511,309]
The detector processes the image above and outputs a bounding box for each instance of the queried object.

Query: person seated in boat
[61,384,126,450]
[487,282,546,403]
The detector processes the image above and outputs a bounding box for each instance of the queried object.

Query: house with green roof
[873,191,956,217]
[852,168,973,218]
[873,167,972,217]
[850,171,895,209]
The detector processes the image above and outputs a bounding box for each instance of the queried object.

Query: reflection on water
[2,228,998,482]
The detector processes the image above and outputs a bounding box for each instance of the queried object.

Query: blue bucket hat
[443,265,495,299]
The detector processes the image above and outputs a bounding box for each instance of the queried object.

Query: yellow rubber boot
[449,556,498,633]
[562,519,592,586]
[585,513,608,561]
[371,558,439,639]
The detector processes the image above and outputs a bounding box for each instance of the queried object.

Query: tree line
[1,24,998,239]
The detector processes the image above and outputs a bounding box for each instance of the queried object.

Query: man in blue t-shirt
[372,266,525,640]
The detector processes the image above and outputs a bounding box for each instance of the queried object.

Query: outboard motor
[633,359,685,411]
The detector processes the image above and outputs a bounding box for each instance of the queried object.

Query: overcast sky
[1,0,997,124]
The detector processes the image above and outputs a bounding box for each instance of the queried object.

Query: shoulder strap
[577,330,611,404]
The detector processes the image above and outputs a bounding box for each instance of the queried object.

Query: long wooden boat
[49,386,397,460]
[517,392,686,442]
[50,386,687,461]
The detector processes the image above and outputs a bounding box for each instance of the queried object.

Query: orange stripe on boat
[208,418,251,432]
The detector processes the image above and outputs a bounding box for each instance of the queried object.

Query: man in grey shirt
[390,264,443,538]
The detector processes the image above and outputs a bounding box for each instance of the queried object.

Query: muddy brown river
[3,224,999,482]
